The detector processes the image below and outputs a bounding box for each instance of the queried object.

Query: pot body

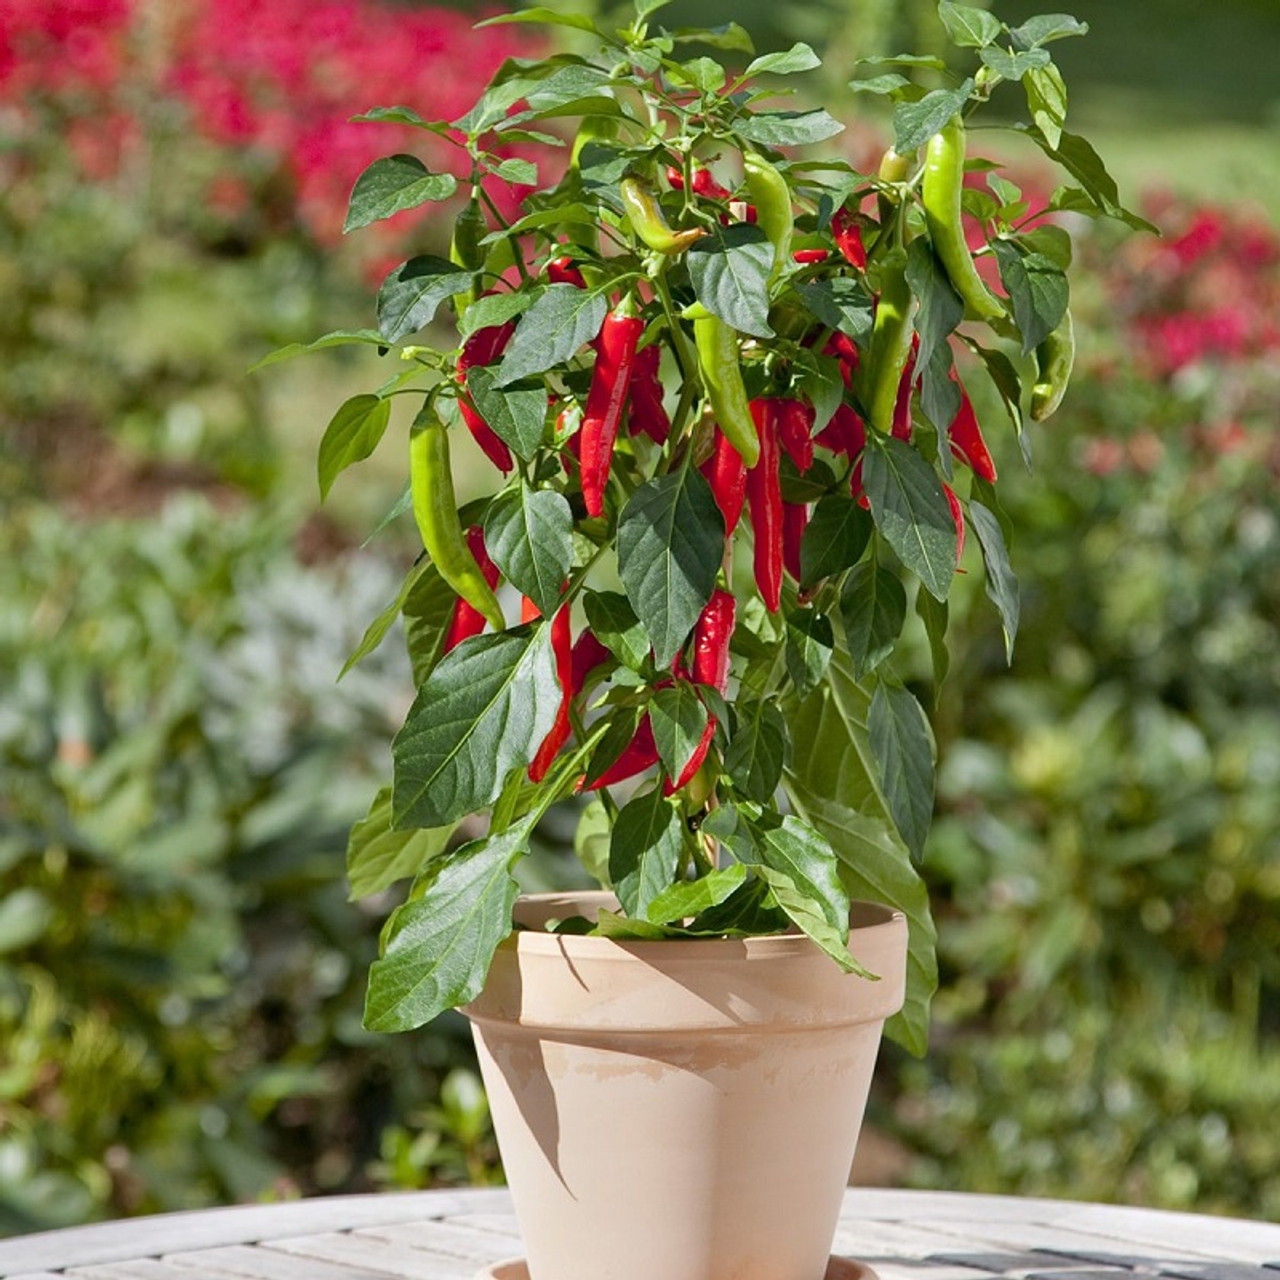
[464,891,907,1280]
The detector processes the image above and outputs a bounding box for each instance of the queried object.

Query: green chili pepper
[1030,310,1075,422]
[410,415,505,633]
[877,147,916,184]
[620,176,707,255]
[693,315,759,468]
[855,248,914,435]
[922,116,1005,323]
[743,152,792,284]
[449,193,486,319]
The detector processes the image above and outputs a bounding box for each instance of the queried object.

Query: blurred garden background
[2,0,1279,1235]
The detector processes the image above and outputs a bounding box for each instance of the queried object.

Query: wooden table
[0,1187,1275,1280]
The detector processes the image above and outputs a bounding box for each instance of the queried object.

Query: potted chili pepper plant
[263,3,1150,1277]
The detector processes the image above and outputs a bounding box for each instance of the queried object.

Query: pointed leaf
[651,684,710,783]
[496,284,609,385]
[1009,14,1090,47]
[969,500,1020,661]
[646,864,749,925]
[736,109,844,147]
[938,2,1002,48]
[724,700,790,804]
[991,242,1069,354]
[341,560,428,679]
[687,223,776,341]
[609,787,685,917]
[464,367,548,460]
[893,81,974,153]
[363,825,528,1031]
[906,238,963,382]
[392,626,562,829]
[745,42,821,77]
[868,681,935,862]
[478,8,601,34]
[317,394,391,500]
[483,484,573,618]
[839,562,907,678]
[378,256,472,343]
[345,154,458,233]
[979,46,1051,79]
[249,329,386,372]
[618,469,724,669]
[792,278,875,342]
[347,786,455,900]
[915,587,950,690]
[785,607,834,700]
[402,560,456,687]
[800,496,873,588]
[583,591,650,673]
[1024,63,1068,150]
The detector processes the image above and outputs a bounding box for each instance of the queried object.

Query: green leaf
[248,329,386,373]
[392,626,562,829]
[979,46,1050,79]
[317,394,392,501]
[458,290,533,339]
[1009,13,1089,48]
[779,455,837,505]
[671,56,726,93]
[938,2,1003,48]
[483,484,573,618]
[785,607,834,700]
[1020,222,1073,270]
[991,242,1069,354]
[618,469,724,669]
[635,0,674,18]
[862,437,957,601]
[347,786,455,900]
[350,105,456,138]
[839,562,907,678]
[704,807,857,973]
[1024,63,1067,150]
[963,338,1024,435]
[651,684,710,784]
[783,651,937,1055]
[492,157,539,185]
[688,877,787,935]
[892,81,973,153]
[478,9,601,35]
[583,591,650,673]
[646,863,749,925]
[574,797,613,889]
[344,154,458,234]
[905,238,963,384]
[377,256,472,343]
[669,22,754,53]
[736,109,845,148]
[745,42,821,77]
[915,587,950,689]
[402,560,456,687]
[609,787,685,917]
[801,495,873,587]
[687,223,776,341]
[848,73,910,97]
[584,706,646,788]
[1017,127,1157,233]
[792,278,874,343]
[918,341,960,455]
[464,367,548,460]
[969,500,1020,661]
[363,824,528,1031]
[868,681,935,863]
[496,284,609,385]
[342,560,426,679]
[724,700,789,804]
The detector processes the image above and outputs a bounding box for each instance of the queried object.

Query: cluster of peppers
[414,109,1074,802]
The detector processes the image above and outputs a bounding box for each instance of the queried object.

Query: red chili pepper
[773,398,815,473]
[571,629,612,691]
[783,502,808,581]
[456,315,517,473]
[832,207,867,269]
[662,714,717,796]
[458,319,517,373]
[528,603,573,782]
[457,396,514,473]
[666,165,732,200]
[443,526,501,651]
[548,256,587,288]
[700,426,748,535]
[585,715,659,790]
[747,399,784,612]
[692,588,736,693]
[816,403,866,458]
[943,481,965,566]
[627,343,670,444]
[892,353,916,442]
[948,384,998,483]
[822,332,859,388]
[580,302,645,518]
[792,248,830,264]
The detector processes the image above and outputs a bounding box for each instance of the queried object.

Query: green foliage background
[2,0,1279,1233]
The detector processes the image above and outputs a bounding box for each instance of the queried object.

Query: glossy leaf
[483,484,573,618]
[610,787,685,917]
[347,786,455,900]
[651,684,710,783]
[687,223,775,340]
[377,256,471,343]
[839,562,907,678]
[785,607,834,700]
[991,242,1069,354]
[646,863,749,925]
[496,284,609,385]
[938,2,1002,48]
[893,81,974,153]
[583,591,650,673]
[737,109,844,147]
[868,681,935,863]
[248,329,385,372]
[464,368,547,460]
[317,394,391,501]
[969,500,1021,661]
[344,154,457,233]
[745,43,821,77]
[801,496,873,588]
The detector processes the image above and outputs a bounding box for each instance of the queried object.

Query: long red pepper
[581,303,645,518]
[747,399,784,612]
[700,426,748,535]
[585,715,659,790]
[816,402,866,458]
[666,165,731,200]
[823,332,859,388]
[692,589,736,693]
[948,383,998,482]
[832,207,867,269]
[443,526,501,652]
[456,316,518,473]
[571,630,612,690]
[943,481,965,566]
[775,398,815,472]
[528,603,573,782]
[547,256,587,288]
[458,397,514,473]
[783,502,808,581]
[663,714,717,796]
[627,343,670,444]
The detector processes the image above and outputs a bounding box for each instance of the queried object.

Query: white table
[0,1187,1275,1280]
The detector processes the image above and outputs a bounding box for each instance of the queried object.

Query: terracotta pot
[464,891,908,1280]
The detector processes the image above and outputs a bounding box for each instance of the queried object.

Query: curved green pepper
[743,152,792,284]
[855,249,914,436]
[620,176,707,255]
[693,316,759,468]
[922,116,1005,323]
[410,416,505,633]
[1031,310,1075,422]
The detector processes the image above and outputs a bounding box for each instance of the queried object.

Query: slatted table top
[0,1188,1276,1280]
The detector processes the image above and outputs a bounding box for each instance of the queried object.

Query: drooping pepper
[855,246,914,435]
[627,343,670,445]
[699,426,748,534]
[443,525,502,652]
[831,207,867,269]
[922,116,1005,322]
[456,314,517,473]
[943,481,965,566]
[620,175,707,255]
[580,300,645,518]
[410,416,504,633]
[663,714,717,796]
[948,384,998,483]
[547,255,588,289]
[458,396,514,474]
[528,603,573,783]
[823,331,859,388]
[585,715,660,790]
[1031,310,1075,422]
[783,502,808,581]
[891,348,917,443]
[692,588,736,694]
[746,399,784,612]
[774,398,815,472]
[693,315,759,467]
[666,164,732,201]
[816,403,866,458]
[792,248,831,265]
[743,152,792,284]
[571,629,613,691]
